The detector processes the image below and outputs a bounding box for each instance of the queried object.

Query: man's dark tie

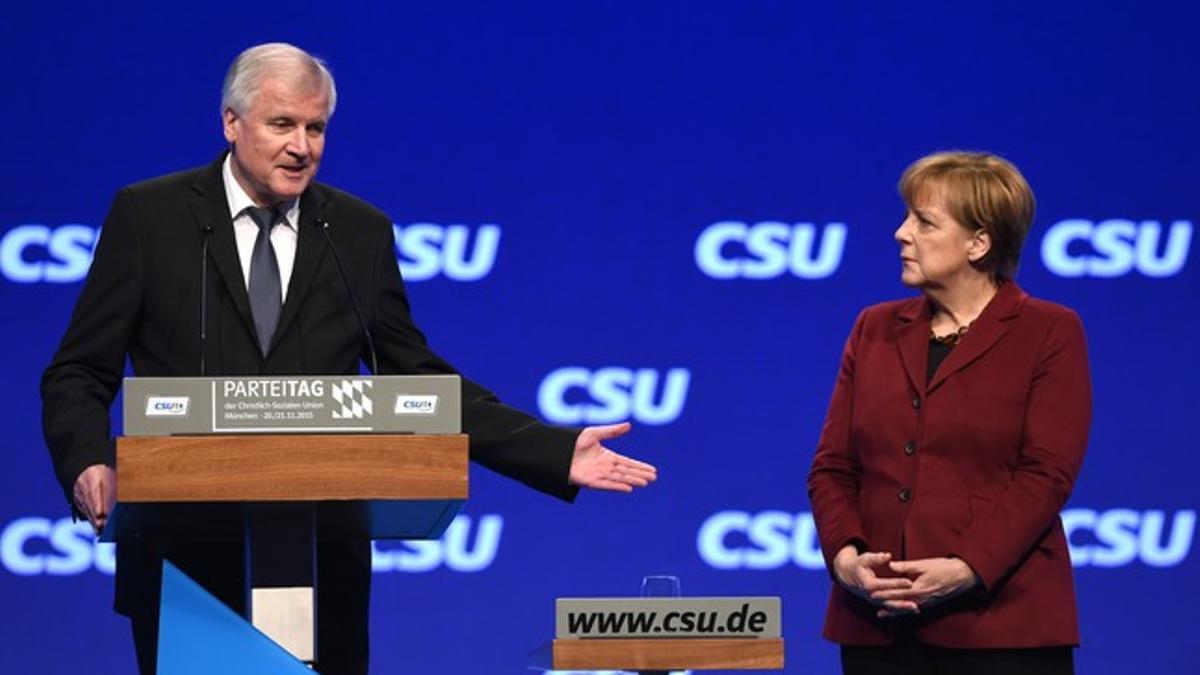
[246,206,282,355]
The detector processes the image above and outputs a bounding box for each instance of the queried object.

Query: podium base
[158,561,315,674]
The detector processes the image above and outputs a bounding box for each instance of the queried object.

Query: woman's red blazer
[807,282,1092,647]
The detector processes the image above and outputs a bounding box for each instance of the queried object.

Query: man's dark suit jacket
[41,153,578,616]
[807,282,1092,648]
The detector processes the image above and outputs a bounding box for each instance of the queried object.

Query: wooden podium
[102,432,468,666]
[552,638,784,673]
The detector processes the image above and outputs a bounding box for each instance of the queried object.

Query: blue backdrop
[1,2,1196,673]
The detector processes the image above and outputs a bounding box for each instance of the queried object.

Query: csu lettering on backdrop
[1040,219,1192,277]
[694,221,846,279]
[371,514,502,573]
[0,514,501,576]
[0,222,504,284]
[1063,508,1195,567]
[696,510,825,570]
[538,367,691,425]
[393,223,500,281]
[694,508,1195,571]
[0,224,98,283]
[0,517,115,576]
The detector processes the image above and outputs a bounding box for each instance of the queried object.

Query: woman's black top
[927,339,953,384]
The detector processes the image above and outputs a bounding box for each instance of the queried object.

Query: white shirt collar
[222,153,299,231]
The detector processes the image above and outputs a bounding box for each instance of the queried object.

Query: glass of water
[641,575,681,597]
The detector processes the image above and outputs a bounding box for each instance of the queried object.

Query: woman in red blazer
[808,151,1091,674]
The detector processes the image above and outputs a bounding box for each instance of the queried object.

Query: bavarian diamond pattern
[331,379,374,419]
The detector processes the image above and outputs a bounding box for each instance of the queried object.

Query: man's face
[223,75,329,206]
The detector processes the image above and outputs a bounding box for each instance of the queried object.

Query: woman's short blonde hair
[899,151,1035,281]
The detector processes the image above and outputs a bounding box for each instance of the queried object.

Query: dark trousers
[127,539,371,675]
[841,639,1074,675]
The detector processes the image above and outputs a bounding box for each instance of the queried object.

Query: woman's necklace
[931,321,972,346]
[931,283,998,346]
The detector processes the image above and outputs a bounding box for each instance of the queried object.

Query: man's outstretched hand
[568,422,657,492]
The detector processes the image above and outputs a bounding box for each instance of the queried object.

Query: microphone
[199,222,215,376]
[317,217,380,375]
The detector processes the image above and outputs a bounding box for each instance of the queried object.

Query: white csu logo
[0,224,98,283]
[696,508,1195,571]
[538,367,690,425]
[1041,219,1191,277]
[371,514,502,573]
[393,223,500,281]
[0,514,499,576]
[695,221,847,279]
[1,517,115,575]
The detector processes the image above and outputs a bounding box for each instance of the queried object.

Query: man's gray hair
[221,43,338,118]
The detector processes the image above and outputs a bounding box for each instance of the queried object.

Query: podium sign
[550,597,784,673]
[124,374,461,435]
[556,597,781,639]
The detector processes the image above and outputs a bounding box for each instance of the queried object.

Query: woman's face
[893,185,988,290]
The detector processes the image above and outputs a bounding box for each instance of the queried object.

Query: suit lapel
[270,186,330,354]
[894,296,931,395]
[186,157,259,351]
[926,282,1027,394]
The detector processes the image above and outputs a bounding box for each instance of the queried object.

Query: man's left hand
[870,557,980,618]
[569,422,658,492]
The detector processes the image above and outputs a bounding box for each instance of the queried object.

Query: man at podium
[40,42,657,675]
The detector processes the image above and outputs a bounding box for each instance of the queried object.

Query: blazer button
[898,488,911,502]
[911,397,921,409]
[904,442,916,456]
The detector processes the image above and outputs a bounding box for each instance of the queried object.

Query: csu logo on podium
[393,223,500,281]
[0,224,98,283]
[694,221,847,279]
[1040,219,1192,277]
[538,367,690,425]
